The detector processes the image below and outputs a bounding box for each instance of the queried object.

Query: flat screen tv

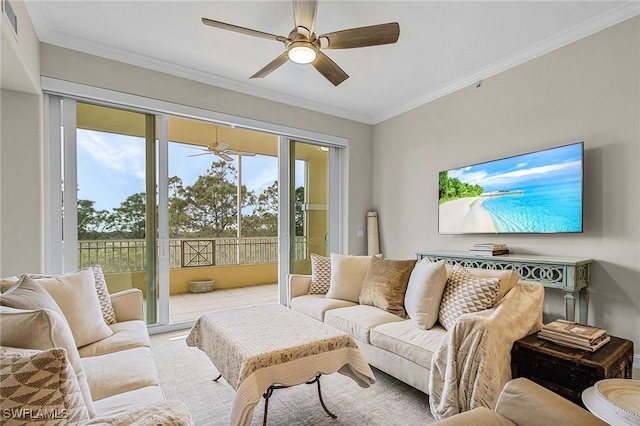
[438,142,584,234]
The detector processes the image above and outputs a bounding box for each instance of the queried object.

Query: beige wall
[1,0,41,93]
[373,17,640,350]
[0,90,43,275]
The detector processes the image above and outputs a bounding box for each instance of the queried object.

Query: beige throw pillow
[359,257,416,318]
[0,276,20,293]
[309,254,331,294]
[325,253,373,302]
[0,347,90,424]
[0,275,65,317]
[404,260,448,329]
[438,265,500,330]
[31,269,113,348]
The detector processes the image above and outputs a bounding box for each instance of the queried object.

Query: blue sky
[446,142,583,192]
[76,129,301,212]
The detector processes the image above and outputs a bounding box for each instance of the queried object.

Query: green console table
[416,251,593,323]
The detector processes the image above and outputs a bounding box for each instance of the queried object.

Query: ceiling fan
[201,0,400,86]
[188,142,257,161]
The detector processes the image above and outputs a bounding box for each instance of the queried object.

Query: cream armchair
[431,378,606,426]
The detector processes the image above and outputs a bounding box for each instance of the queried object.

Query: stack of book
[468,243,510,256]
[539,319,610,352]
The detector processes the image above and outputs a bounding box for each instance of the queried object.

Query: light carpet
[151,337,435,425]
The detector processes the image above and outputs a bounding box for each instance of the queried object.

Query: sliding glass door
[61,101,166,324]
[44,86,345,331]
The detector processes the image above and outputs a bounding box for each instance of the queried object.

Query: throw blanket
[429,281,544,419]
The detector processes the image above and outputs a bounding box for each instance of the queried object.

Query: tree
[243,180,278,236]
[294,186,305,236]
[77,199,109,240]
[439,172,484,202]
[168,160,256,238]
[107,192,147,238]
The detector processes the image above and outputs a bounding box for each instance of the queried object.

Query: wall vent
[3,0,17,36]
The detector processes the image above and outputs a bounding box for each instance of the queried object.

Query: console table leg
[564,291,577,322]
[578,288,589,324]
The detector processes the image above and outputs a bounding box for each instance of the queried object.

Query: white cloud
[480,160,582,187]
[78,130,146,182]
[246,167,277,193]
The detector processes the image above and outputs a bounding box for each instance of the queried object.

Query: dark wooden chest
[511,333,634,406]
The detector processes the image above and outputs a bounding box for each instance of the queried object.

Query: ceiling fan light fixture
[288,42,317,64]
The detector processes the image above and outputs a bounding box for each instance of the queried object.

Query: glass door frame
[277,138,344,304]
[42,77,347,333]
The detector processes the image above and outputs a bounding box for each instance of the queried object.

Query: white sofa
[0,267,193,425]
[287,255,545,419]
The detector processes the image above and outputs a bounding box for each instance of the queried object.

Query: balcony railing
[78,237,307,273]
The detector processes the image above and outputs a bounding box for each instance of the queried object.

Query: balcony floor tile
[169,283,277,324]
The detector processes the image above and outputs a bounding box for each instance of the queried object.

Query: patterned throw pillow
[359,257,417,318]
[309,254,331,294]
[89,265,117,325]
[438,265,500,330]
[0,346,90,425]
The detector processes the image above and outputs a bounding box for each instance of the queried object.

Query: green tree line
[438,171,484,203]
[78,160,304,240]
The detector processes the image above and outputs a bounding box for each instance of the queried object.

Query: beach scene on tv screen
[438,143,583,234]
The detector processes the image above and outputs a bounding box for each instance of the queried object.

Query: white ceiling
[24,1,639,124]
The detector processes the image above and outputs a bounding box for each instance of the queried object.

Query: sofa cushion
[82,347,159,401]
[309,253,332,294]
[370,321,447,369]
[289,294,358,321]
[31,269,114,347]
[89,265,117,325]
[325,253,373,302]
[88,399,194,426]
[445,265,519,305]
[78,320,151,358]
[404,259,448,329]
[0,307,97,417]
[324,305,405,343]
[359,257,416,318]
[438,265,500,330]
[91,386,165,418]
[0,346,90,424]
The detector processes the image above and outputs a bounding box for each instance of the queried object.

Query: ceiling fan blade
[202,17,287,43]
[319,22,400,49]
[250,52,290,79]
[312,51,349,86]
[218,153,234,162]
[293,0,318,36]
[227,150,256,156]
[214,142,230,151]
[187,152,213,157]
